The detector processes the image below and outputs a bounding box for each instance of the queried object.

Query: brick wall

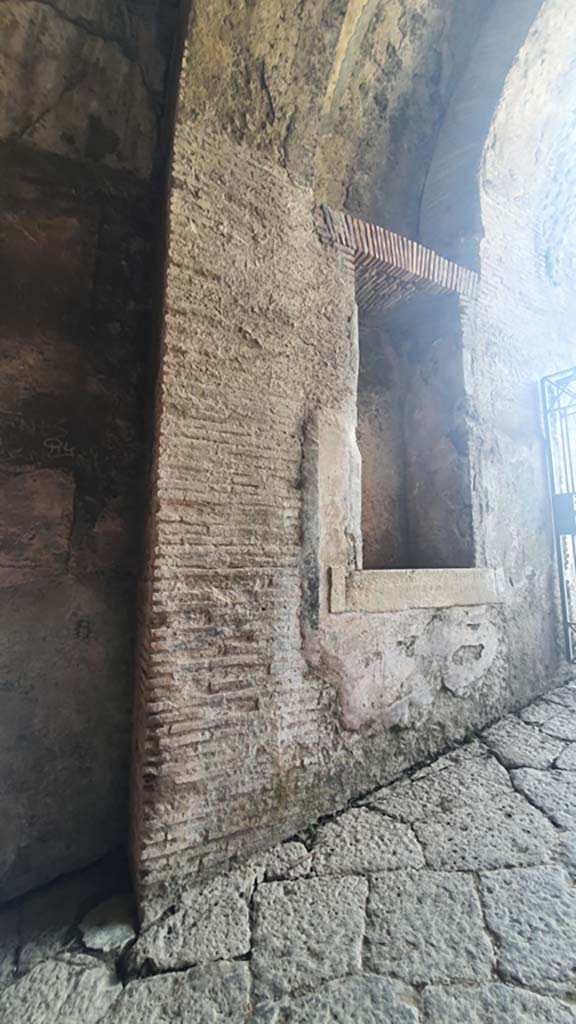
[132,122,511,914]
[132,123,359,910]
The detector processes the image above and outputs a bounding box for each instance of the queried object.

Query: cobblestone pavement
[2,682,576,1022]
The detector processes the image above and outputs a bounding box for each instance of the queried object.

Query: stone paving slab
[520,699,576,735]
[412,792,557,871]
[546,682,576,708]
[101,962,251,1023]
[511,767,576,829]
[251,875,368,1002]
[423,983,576,1023]
[367,743,511,818]
[556,744,576,770]
[0,956,120,1024]
[366,742,558,870]
[128,867,255,973]
[483,713,565,767]
[559,833,576,875]
[2,681,576,1021]
[312,807,425,876]
[539,707,576,741]
[257,842,312,882]
[250,976,420,1023]
[365,870,493,984]
[479,865,576,996]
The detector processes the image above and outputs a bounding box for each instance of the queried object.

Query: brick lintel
[319,205,479,313]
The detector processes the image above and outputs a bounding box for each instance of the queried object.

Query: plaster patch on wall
[309,604,504,730]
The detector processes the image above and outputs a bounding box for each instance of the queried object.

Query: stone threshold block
[330,568,503,614]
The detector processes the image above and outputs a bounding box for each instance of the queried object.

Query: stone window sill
[329,567,503,614]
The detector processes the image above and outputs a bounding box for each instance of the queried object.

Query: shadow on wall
[419,0,546,265]
[0,0,184,902]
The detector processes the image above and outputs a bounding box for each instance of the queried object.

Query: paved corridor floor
[2,682,576,1022]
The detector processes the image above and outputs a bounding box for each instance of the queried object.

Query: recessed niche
[357,291,474,570]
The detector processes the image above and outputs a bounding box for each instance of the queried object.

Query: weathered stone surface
[132,0,574,912]
[0,165,154,900]
[255,976,420,1024]
[251,876,368,1001]
[255,842,313,882]
[368,744,557,869]
[559,833,576,873]
[479,866,576,992]
[0,956,120,1023]
[546,683,576,708]
[130,868,255,972]
[343,568,499,614]
[1,0,569,925]
[6,684,576,1018]
[315,0,488,235]
[0,203,98,334]
[517,697,576,741]
[555,744,576,770]
[178,0,346,185]
[132,120,360,907]
[511,768,576,829]
[313,600,505,732]
[520,699,565,727]
[365,870,493,983]
[312,807,424,876]
[0,852,128,985]
[539,707,576,742]
[369,744,508,816]
[441,0,576,710]
[415,789,556,871]
[423,983,575,1023]
[79,894,136,955]
[483,714,565,768]
[134,0,573,906]
[101,962,251,1024]
[0,2,159,178]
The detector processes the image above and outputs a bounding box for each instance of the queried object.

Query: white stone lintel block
[329,567,503,614]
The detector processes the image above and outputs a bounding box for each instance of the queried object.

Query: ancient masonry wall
[0,0,181,901]
[133,122,520,913]
[133,123,358,907]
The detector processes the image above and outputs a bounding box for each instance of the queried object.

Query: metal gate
[542,367,576,662]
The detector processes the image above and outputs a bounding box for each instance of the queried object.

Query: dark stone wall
[0,0,182,900]
[314,0,495,236]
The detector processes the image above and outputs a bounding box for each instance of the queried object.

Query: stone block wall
[0,0,181,900]
[0,153,153,900]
